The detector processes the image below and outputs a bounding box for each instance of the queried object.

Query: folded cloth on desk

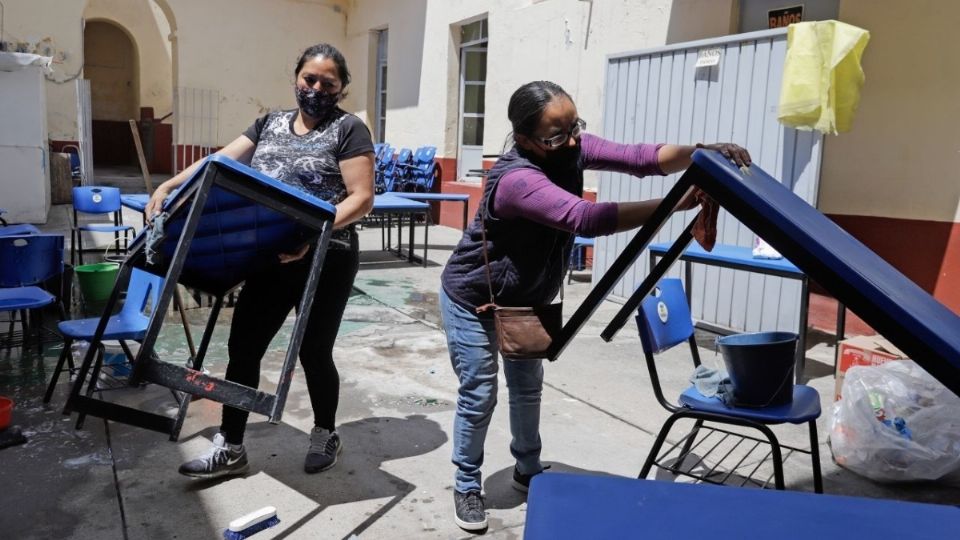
[693,192,718,251]
[690,364,735,405]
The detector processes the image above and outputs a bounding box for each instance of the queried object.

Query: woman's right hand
[145,185,172,220]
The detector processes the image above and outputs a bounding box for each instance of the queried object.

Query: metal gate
[595,28,823,334]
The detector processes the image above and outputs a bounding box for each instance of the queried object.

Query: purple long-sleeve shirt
[493,133,665,236]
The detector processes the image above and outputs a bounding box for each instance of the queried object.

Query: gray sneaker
[304,427,342,474]
[453,490,487,531]
[178,433,249,479]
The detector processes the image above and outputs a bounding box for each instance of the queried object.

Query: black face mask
[537,142,582,175]
[295,86,340,119]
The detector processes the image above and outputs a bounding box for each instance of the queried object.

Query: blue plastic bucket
[717,331,797,407]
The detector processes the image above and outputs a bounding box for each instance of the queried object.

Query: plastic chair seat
[77,224,135,233]
[0,224,41,236]
[58,315,148,341]
[0,287,56,310]
[679,384,821,424]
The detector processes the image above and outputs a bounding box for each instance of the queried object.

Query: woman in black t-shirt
[146,43,375,479]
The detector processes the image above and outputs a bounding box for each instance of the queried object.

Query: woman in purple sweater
[440,81,750,531]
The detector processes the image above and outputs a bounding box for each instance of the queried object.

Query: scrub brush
[223,506,280,540]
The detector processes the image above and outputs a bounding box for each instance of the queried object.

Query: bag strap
[476,214,498,313]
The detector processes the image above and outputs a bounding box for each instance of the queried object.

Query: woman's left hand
[278,243,310,263]
[697,143,752,168]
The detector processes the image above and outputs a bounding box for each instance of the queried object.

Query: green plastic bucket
[75,262,119,302]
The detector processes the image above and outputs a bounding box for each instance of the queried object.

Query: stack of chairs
[373,144,438,194]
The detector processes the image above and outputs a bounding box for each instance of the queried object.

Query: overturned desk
[555,150,960,398]
[63,155,337,440]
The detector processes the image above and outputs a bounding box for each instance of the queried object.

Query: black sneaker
[453,490,487,531]
[512,464,550,493]
[304,427,342,474]
[178,433,249,479]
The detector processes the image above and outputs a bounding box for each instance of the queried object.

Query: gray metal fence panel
[595,28,823,334]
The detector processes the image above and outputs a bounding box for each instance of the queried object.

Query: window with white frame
[374,29,388,143]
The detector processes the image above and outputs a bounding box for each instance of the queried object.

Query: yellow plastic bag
[778,20,870,135]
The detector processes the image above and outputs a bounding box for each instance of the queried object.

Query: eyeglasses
[539,118,586,149]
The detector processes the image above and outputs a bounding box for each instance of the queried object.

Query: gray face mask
[295,86,340,119]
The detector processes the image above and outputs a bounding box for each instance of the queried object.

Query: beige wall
[1,0,86,140]
[85,0,173,119]
[346,0,735,168]
[166,0,348,145]
[819,0,960,223]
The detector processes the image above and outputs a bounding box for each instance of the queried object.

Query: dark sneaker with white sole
[178,433,249,479]
[512,464,551,493]
[454,490,487,531]
[304,427,342,473]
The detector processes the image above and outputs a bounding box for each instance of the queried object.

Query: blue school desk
[556,149,960,399]
[524,473,960,540]
[63,155,337,440]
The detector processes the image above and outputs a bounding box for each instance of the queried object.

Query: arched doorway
[84,20,139,167]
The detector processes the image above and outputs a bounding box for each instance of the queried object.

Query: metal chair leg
[75,344,105,429]
[640,413,682,479]
[754,423,786,490]
[809,420,824,493]
[670,418,704,473]
[43,338,73,404]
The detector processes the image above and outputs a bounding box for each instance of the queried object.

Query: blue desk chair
[72,186,135,266]
[0,209,40,236]
[392,147,415,191]
[43,268,163,409]
[0,235,66,353]
[406,146,438,192]
[635,278,823,492]
[374,144,396,193]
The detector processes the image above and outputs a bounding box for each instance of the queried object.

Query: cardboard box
[834,335,908,400]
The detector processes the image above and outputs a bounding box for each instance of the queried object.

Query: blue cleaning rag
[690,364,735,406]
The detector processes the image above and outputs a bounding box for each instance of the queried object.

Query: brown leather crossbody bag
[475,219,563,360]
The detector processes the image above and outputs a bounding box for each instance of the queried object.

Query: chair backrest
[396,148,413,165]
[121,268,164,320]
[0,234,65,287]
[635,278,695,355]
[377,144,395,168]
[413,146,437,166]
[73,186,122,214]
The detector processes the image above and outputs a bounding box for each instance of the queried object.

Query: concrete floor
[1,220,958,540]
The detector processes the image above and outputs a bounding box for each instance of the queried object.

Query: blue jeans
[440,288,544,493]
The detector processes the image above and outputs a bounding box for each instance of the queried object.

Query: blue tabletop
[525,473,960,540]
[371,194,430,213]
[131,155,336,294]
[688,149,960,393]
[648,242,801,276]
[120,194,150,212]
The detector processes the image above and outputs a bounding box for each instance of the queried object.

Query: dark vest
[441,147,582,312]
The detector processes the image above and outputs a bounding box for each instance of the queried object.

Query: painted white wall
[0,0,86,141]
[346,0,735,174]
[165,0,348,145]
[818,0,960,223]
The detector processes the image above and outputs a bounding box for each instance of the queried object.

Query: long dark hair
[503,81,572,152]
[295,43,351,88]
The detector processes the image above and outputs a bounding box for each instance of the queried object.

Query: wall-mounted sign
[695,47,722,68]
[769,5,803,28]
